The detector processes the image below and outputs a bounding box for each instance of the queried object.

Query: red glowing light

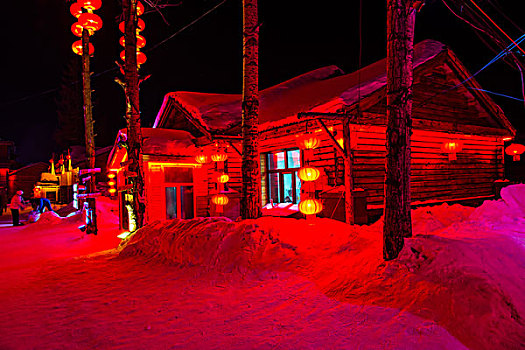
[119,35,146,49]
[299,199,323,215]
[136,1,145,16]
[505,143,525,161]
[119,50,147,65]
[119,18,145,33]
[217,174,230,183]
[78,12,103,32]
[194,154,209,164]
[78,0,102,11]
[71,22,83,37]
[298,166,320,182]
[72,40,94,55]
[297,133,321,150]
[70,2,83,18]
[212,194,229,206]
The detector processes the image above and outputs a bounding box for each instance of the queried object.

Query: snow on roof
[154,40,446,134]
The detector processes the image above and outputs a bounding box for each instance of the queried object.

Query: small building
[109,40,515,226]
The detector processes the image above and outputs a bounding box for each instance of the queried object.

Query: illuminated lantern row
[119,2,147,68]
[70,0,103,55]
[107,172,117,196]
[442,141,462,161]
[505,143,525,161]
[297,131,323,217]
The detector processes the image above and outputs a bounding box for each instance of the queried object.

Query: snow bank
[119,185,525,349]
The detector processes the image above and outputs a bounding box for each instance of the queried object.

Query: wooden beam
[298,112,354,120]
[316,119,346,158]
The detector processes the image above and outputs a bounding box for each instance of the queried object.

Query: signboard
[79,168,101,176]
[77,192,102,199]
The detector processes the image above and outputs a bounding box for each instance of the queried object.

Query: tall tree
[383,0,421,260]
[240,0,261,219]
[55,58,84,150]
[81,28,98,235]
[122,0,145,230]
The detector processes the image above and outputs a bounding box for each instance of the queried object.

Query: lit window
[266,149,301,204]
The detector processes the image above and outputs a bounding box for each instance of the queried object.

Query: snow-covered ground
[1,186,524,349]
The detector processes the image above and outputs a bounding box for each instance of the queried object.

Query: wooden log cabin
[110,40,515,226]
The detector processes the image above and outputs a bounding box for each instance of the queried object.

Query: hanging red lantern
[72,40,95,55]
[70,2,83,18]
[211,150,228,162]
[71,22,83,37]
[217,174,230,183]
[298,166,320,182]
[136,1,145,16]
[78,12,103,33]
[212,194,229,206]
[119,35,146,49]
[442,141,462,161]
[195,153,209,164]
[120,50,147,65]
[505,143,525,161]
[119,18,145,33]
[297,132,321,150]
[299,199,323,215]
[78,0,102,11]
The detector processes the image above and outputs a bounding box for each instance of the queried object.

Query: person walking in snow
[9,190,26,226]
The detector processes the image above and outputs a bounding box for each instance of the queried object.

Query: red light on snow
[72,40,94,55]
[505,143,525,161]
[70,2,83,18]
[299,199,323,215]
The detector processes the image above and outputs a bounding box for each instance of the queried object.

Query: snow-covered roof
[107,128,197,169]
[154,40,447,134]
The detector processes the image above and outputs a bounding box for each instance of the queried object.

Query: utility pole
[240,0,262,219]
[122,0,145,230]
[383,0,423,260]
[81,28,97,235]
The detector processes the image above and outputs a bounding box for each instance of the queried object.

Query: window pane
[268,173,280,203]
[295,172,301,203]
[283,173,293,203]
[165,187,177,219]
[268,152,285,170]
[287,149,301,168]
[180,186,194,219]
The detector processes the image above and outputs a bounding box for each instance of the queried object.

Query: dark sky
[1,0,524,164]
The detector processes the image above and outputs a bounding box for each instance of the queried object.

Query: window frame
[265,148,302,204]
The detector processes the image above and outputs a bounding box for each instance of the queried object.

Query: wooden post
[123,0,145,230]
[383,0,417,260]
[241,0,262,219]
[81,29,97,235]
[342,117,355,224]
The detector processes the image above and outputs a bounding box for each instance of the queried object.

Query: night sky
[1,0,524,164]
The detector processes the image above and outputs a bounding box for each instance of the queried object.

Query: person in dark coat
[31,197,54,214]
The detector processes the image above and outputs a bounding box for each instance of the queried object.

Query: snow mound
[119,217,299,272]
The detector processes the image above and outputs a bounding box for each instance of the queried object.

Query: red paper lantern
[78,0,102,11]
[195,154,209,164]
[298,166,320,182]
[120,50,147,65]
[298,132,320,150]
[442,141,462,161]
[71,22,83,37]
[119,18,145,33]
[70,2,83,18]
[136,1,145,16]
[211,150,228,162]
[217,174,230,183]
[119,35,146,49]
[79,12,103,33]
[212,194,229,206]
[505,143,525,161]
[72,40,94,55]
[299,199,323,215]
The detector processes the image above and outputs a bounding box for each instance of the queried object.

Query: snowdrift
[120,185,525,349]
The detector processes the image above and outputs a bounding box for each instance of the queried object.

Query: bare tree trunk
[241,0,261,219]
[123,0,145,230]
[81,29,97,235]
[342,118,354,224]
[383,0,416,260]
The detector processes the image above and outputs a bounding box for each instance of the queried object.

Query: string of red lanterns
[69,0,103,55]
[119,2,147,68]
[297,130,323,217]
